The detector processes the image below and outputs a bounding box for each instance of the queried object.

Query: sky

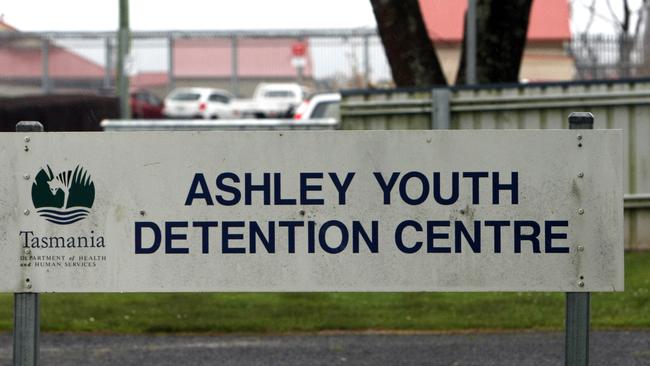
[1,0,646,84]
[0,0,646,34]
[571,0,647,34]
[0,0,377,31]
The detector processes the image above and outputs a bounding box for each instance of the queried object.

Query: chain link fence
[0,29,392,98]
[570,33,650,80]
[2,29,650,98]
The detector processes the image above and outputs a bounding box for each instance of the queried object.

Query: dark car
[130,90,164,119]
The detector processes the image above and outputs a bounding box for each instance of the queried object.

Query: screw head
[426,138,432,143]
[577,245,584,252]
[24,145,29,152]
[24,136,30,143]
[577,134,583,140]
[24,248,31,255]
[26,283,32,289]
[139,210,146,216]
[578,280,585,288]
[578,208,584,215]
[23,209,30,216]
[23,174,30,180]
[578,172,584,178]
[299,209,305,216]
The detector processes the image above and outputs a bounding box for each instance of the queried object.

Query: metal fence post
[13,121,43,366]
[41,39,50,94]
[117,0,131,119]
[565,112,593,366]
[104,37,113,91]
[167,35,175,91]
[231,35,239,97]
[363,35,371,87]
[431,88,451,130]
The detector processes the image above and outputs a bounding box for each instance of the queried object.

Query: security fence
[570,33,650,80]
[2,29,650,99]
[0,29,391,98]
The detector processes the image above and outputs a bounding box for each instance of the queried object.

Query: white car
[163,87,235,119]
[294,93,341,120]
[231,83,310,118]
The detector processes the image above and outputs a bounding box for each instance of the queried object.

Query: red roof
[418,0,571,42]
[0,46,105,79]
[0,21,105,79]
[173,38,313,78]
[130,72,169,89]
[0,20,18,32]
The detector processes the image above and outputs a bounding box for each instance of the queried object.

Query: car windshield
[311,101,340,119]
[209,94,230,103]
[263,90,295,98]
[170,93,201,101]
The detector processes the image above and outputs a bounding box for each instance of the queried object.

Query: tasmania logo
[31,165,95,225]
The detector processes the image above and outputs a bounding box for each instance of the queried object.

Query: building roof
[0,20,105,79]
[130,72,169,89]
[173,38,313,78]
[0,19,18,32]
[419,0,571,42]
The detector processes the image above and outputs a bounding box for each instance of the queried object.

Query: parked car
[294,93,341,121]
[130,89,164,119]
[162,87,235,119]
[231,83,310,118]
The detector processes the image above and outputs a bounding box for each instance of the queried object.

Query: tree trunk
[456,0,533,84]
[370,0,447,86]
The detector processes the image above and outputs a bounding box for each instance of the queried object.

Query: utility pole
[466,0,477,85]
[642,0,650,76]
[117,0,131,119]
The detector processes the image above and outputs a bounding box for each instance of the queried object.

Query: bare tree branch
[605,0,623,28]
[576,2,621,28]
[632,0,648,36]
[583,0,597,33]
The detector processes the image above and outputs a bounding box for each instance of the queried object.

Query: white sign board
[0,130,623,293]
[291,57,306,68]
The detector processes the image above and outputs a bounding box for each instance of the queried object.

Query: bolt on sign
[0,130,623,293]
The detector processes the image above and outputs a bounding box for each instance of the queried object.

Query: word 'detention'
[135,170,569,256]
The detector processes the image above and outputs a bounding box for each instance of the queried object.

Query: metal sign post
[13,121,43,366]
[565,112,594,366]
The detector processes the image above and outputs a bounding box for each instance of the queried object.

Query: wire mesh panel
[0,29,388,98]
[309,35,391,90]
[570,34,649,80]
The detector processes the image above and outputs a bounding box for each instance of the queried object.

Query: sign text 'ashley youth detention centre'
[0,130,623,293]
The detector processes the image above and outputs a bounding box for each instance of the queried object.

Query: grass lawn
[0,251,648,334]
